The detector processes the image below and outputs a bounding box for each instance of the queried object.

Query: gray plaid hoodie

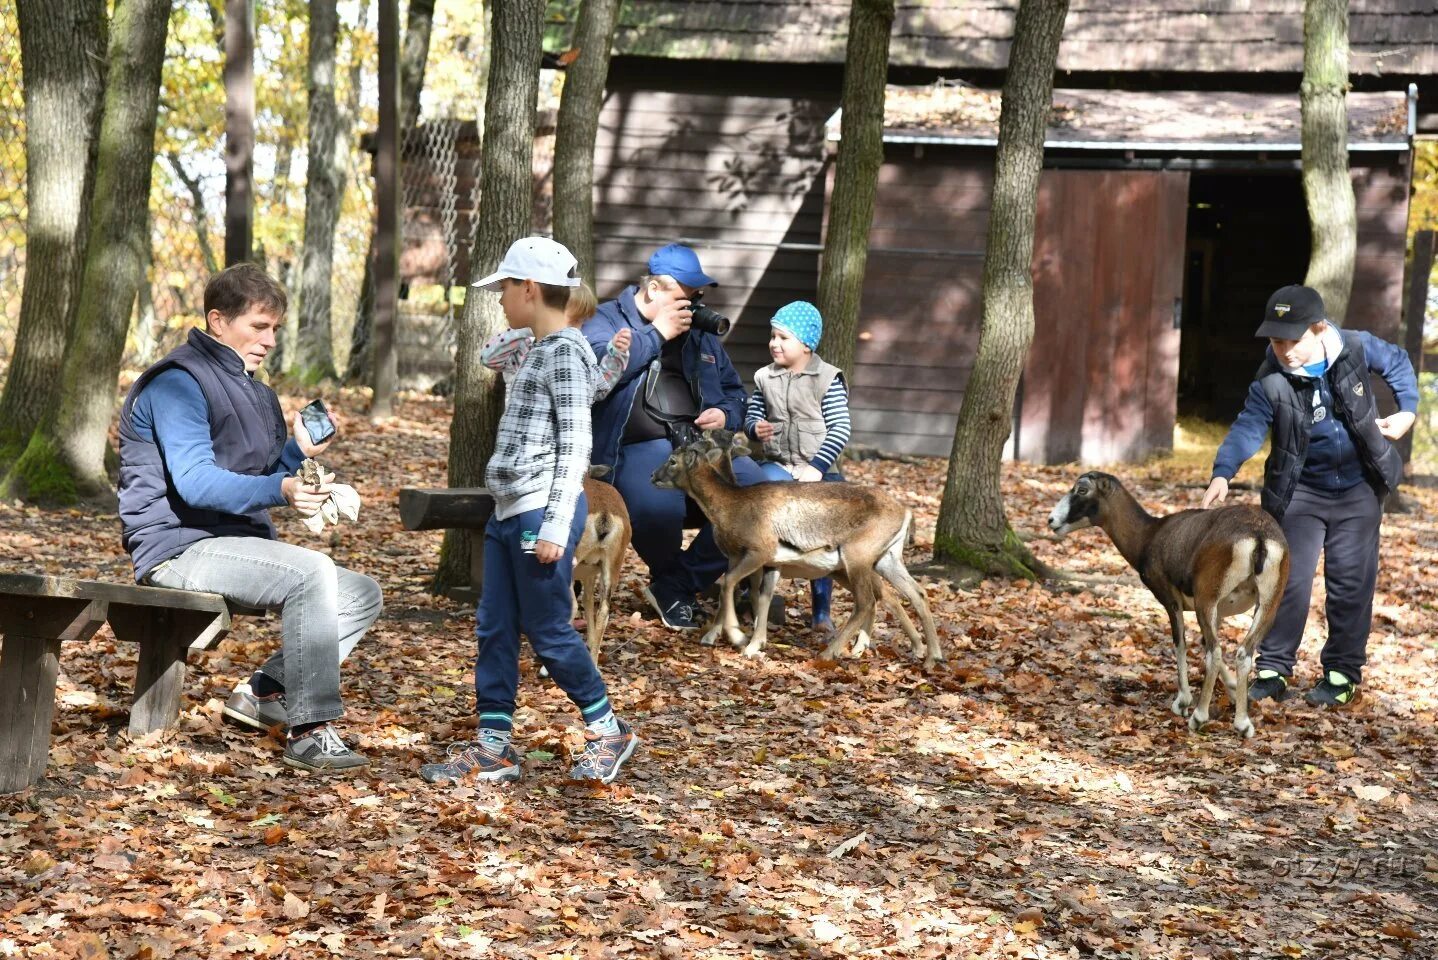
[485,327,596,544]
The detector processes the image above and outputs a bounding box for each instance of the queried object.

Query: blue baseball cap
[646,243,717,288]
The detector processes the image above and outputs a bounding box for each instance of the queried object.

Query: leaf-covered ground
[2,390,1436,959]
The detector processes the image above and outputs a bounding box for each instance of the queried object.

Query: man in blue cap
[582,243,766,630]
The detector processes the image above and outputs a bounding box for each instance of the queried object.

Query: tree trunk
[296,0,341,380]
[434,0,544,595]
[348,0,438,384]
[933,0,1069,579]
[165,152,220,275]
[131,209,161,366]
[3,0,172,504]
[1301,0,1356,325]
[815,0,894,378]
[552,0,620,286]
[0,0,108,468]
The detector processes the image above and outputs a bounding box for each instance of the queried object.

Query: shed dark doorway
[1178,171,1311,422]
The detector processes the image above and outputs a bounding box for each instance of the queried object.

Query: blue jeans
[147,537,383,728]
[755,461,843,622]
[473,493,611,731]
[613,438,768,602]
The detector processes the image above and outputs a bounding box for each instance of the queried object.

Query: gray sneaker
[283,725,368,773]
[223,682,288,731]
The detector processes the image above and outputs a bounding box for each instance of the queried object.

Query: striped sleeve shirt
[744,375,852,474]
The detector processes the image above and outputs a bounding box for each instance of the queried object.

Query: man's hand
[791,464,823,483]
[651,299,693,341]
[752,419,775,441]
[282,475,332,517]
[534,539,563,564]
[1201,477,1229,509]
[1376,411,1416,441]
[694,408,726,430]
[293,410,336,457]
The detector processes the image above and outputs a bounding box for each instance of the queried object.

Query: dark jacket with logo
[582,285,747,468]
[118,328,290,581]
[1212,329,1417,520]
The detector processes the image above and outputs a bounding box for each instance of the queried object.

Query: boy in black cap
[1201,284,1417,706]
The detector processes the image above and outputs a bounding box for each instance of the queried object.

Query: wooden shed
[398,1,1436,460]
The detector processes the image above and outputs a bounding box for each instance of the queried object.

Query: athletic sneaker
[419,740,524,784]
[568,719,639,785]
[223,682,288,731]
[283,724,368,772]
[1248,670,1292,702]
[1305,670,1358,707]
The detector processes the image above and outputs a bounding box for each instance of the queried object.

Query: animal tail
[1252,536,1267,576]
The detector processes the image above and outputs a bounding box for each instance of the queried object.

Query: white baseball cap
[473,236,581,291]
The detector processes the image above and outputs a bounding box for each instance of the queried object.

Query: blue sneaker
[642,584,699,631]
[569,719,639,784]
[420,740,523,784]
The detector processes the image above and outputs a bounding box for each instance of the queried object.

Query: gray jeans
[148,537,383,727]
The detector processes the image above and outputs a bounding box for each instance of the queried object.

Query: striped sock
[478,727,512,751]
[581,696,621,737]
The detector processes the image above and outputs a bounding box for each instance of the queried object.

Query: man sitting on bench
[117,263,382,774]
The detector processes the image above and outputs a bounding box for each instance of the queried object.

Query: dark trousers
[473,493,611,731]
[613,437,767,601]
[1258,481,1383,684]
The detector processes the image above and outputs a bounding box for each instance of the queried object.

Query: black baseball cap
[1255,284,1326,339]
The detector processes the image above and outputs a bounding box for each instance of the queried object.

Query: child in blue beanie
[743,300,852,634]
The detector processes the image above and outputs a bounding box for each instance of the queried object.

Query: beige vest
[753,353,842,467]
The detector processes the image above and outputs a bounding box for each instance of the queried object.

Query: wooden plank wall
[588,85,837,381]
[851,154,1188,462]
[1025,170,1190,465]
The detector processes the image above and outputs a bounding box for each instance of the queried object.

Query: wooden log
[0,596,107,794]
[398,487,495,531]
[108,604,231,736]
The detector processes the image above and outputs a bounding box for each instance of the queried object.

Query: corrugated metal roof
[826,85,1413,151]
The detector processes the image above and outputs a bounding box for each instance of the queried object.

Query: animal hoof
[742,644,765,659]
[1171,695,1193,717]
[725,629,747,648]
[1235,720,1256,739]
[1187,713,1208,733]
[699,628,720,647]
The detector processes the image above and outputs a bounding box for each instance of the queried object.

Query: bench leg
[0,598,107,794]
[109,606,227,736]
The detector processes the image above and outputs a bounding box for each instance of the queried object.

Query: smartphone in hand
[299,399,337,445]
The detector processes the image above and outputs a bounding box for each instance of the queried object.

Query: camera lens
[689,304,731,336]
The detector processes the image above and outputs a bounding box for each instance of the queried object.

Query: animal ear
[681,449,698,468]
[703,447,725,466]
[1096,475,1113,494]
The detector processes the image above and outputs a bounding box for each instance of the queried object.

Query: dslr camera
[687,292,731,337]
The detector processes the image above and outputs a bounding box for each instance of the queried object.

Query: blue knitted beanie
[771,300,822,351]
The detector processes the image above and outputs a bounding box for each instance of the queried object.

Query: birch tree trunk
[933,0,1069,578]
[297,0,341,379]
[3,0,172,504]
[815,0,894,377]
[552,0,620,286]
[1301,0,1356,324]
[0,0,107,468]
[433,0,544,595]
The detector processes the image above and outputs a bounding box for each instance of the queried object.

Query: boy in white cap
[744,300,852,633]
[420,237,639,785]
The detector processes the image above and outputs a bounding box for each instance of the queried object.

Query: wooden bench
[398,487,497,602]
[0,573,265,794]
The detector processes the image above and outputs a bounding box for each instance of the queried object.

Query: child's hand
[534,539,563,563]
[1201,477,1228,508]
[792,464,823,483]
[610,328,632,353]
[753,419,775,441]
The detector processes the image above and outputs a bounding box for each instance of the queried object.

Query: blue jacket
[582,285,748,468]
[1213,329,1417,502]
[117,328,305,581]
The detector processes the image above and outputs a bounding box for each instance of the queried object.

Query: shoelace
[308,725,349,755]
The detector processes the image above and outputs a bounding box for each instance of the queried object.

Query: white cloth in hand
[301,483,362,534]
